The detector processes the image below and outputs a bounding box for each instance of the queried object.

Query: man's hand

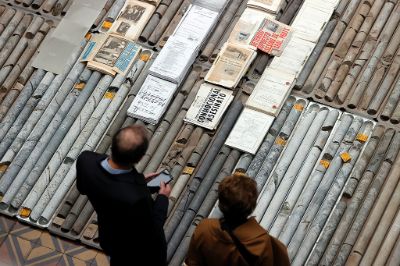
[159,181,171,197]
[144,172,160,183]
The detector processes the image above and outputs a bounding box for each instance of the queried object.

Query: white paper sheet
[127,75,177,124]
[246,68,295,116]
[225,108,275,154]
[149,35,199,84]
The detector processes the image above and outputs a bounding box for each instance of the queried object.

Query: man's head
[218,173,258,221]
[111,125,149,167]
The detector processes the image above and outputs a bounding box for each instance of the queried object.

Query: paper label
[320,160,330,169]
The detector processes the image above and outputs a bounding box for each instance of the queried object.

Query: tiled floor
[0,215,109,266]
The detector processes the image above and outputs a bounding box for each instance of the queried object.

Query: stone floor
[0,215,109,266]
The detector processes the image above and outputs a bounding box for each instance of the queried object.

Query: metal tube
[269,110,340,237]
[7,72,104,210]
[255,106,328,222]
[95,52,152,153]
[252,99,306,191]
[261,109,339,230]
[291,122,373,264]
[377,214,400,266]
[19,75,115,215]
[0,42,85,161]
[164,100,243,240]
[246,96,296,178]
[167,146,231,261]
[278,114,354,245]
[0,69,46,133]
[200,0,241,61]
[334,132,400,265]
[0,71,99,210]
[347,132,400,265]
[147,0,184,46]
[36,83,131,223]
[169,149,240,265]
[320,127,393,265]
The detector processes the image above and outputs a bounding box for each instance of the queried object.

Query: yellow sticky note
[183,166,195,175]
[320,160,330,169]
[19,208,31,218]
[294,104,304,111]
[340,152,351,162]
[102,20,113,30]
[85,32,92,40]
[104,92,115,99]
[75,82,86,91]
[276,137,287,146]
[356,134,368,142]
[0,164,7,173]
[140,53,151,62]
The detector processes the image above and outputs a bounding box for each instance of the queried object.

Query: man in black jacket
[76,125,171,266]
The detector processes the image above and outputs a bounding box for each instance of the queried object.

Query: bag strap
[220,220,258,266]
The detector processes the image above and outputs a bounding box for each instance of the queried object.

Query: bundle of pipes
[296,0,400,125]
[308,128,400,265]
[4,0,74,17]
[0,6,53,117]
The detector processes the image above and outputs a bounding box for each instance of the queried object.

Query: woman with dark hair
[185,173,290,266]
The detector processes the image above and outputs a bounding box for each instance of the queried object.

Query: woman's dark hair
[111,125,149,167]
[218,173,258,221]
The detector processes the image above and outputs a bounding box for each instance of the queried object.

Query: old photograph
[93,35,127,66]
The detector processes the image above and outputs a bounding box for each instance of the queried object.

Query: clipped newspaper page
[228,8,275,46]
[290,1,333,43]
[205,43,257,89]
[268,35,315,77]
[127,75,177,125]
[193,0,230,11]
[184,83,234,130]
[83,34,141,76]
[173,4,219,46]
[246,68,295,116]
[225,108,275,154]
[250,18,293,56]
[247,0,285,14]
[149,35,199,84]
[109,0,155,41]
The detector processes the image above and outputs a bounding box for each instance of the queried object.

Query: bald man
[76,125,171,266]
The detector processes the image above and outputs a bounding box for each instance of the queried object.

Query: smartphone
[147,170,173,188]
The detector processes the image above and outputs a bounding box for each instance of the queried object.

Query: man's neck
[108,158,131,170]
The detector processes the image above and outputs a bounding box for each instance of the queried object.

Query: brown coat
[185,218,290,266]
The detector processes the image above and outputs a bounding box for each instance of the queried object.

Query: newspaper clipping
[109,0,155,41]
[185,83,233,130]
[225,108,275,154]
[82,34,141,76]
[228,8,274,46]
[250,18,293,56]
[205,43,257,89]
[247,0,285,14]
[127,75,177,125]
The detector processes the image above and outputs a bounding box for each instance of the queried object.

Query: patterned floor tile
[0,215,17,246]
[56,255,91,266]
[91,252,109,266]
[23,245,62,266]
[34,232,65,254]
[0,234,35,266]
[52,237,97,265]
[0,216,17,234]
[9,222,42,244]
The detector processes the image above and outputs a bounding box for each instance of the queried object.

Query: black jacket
[76,151,168,266]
